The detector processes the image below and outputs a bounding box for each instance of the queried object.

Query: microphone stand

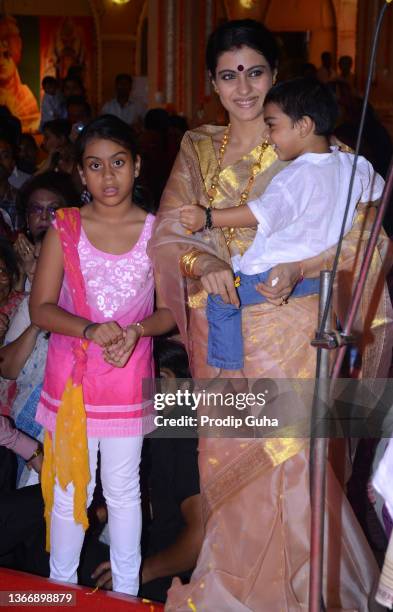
[308,2,393,610]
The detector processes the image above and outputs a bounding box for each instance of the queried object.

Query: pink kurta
[36,211,155,438]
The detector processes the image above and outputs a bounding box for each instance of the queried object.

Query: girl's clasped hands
[84,322,141,368]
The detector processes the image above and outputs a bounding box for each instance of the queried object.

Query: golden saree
[148,125,393,611]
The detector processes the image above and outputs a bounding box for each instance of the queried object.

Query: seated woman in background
[13,171,80,291]
[0,171,79,486]
[0,236,23,346]
[0,235,24,419]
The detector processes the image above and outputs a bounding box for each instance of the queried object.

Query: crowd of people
[1,17,393,611]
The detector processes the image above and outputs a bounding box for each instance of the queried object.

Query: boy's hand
[179,204,206,232]
[103,325,141,367]
[84,322,123,347]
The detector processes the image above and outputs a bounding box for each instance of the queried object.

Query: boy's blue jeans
[206,270,320,370]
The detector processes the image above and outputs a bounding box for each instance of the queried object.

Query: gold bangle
[179,249,201,280]
[135,322,145,337]
[27,444,43,463]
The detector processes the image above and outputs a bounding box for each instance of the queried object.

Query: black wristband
[205,207,213,230]
[82,322,96,339]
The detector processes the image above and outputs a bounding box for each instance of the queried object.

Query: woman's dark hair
[0,236,19,285]
[206,19,279,76]
[264,77,339,136]
[154,338,190,379]
[75,114,154,213]
[17,171,80,223]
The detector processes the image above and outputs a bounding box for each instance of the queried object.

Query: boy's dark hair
[154,338,190,379]
[0,236,20,285]
[264,77,338,136]
[42,119,71,139]
[42,76,57,88]
[206,19,279,77]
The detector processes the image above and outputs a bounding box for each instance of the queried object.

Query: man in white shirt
[101,74,145,127]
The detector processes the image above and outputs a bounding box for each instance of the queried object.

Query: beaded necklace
[207,123,269,245]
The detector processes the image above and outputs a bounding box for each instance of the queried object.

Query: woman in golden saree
[149,19,393,611]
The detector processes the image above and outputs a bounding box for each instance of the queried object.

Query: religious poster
[39,17,95,107]
[0,14,95,133]
[0,15,40,132]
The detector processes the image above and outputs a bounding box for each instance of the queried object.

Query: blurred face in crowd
[116,77,132,102]
[0,139,15,181]
[63,78,84,99]
[42,129,66,154]
[19,136,38,167]
[43,80,57,96]
[67,102,89,126]
[26,188,64,238]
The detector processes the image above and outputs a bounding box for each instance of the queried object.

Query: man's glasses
[27,205,59,219]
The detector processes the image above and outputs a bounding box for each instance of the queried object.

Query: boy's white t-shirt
[232,149,385,275]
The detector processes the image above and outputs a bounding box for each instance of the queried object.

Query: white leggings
[50,436,143,595]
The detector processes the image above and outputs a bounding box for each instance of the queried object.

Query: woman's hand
[28,452,43,474]
[91,561,113,590]
[103,325,140,367]
[255,262,302,306]
[14,234,35,282]
[179,204,206,232]
[197,254,239,306]
[84,322,123,347]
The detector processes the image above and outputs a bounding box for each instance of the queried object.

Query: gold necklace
[207,123,269,245]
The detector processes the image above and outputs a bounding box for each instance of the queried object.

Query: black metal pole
[309,272,332,612]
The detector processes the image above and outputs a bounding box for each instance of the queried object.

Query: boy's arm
[211,205,257,229]
[179,203,257,232]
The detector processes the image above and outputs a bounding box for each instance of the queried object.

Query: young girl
[30,114,175,595]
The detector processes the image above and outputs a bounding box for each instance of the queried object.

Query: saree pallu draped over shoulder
[148,125,393,611]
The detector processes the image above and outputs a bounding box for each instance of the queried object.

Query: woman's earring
[81,188,92,204]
